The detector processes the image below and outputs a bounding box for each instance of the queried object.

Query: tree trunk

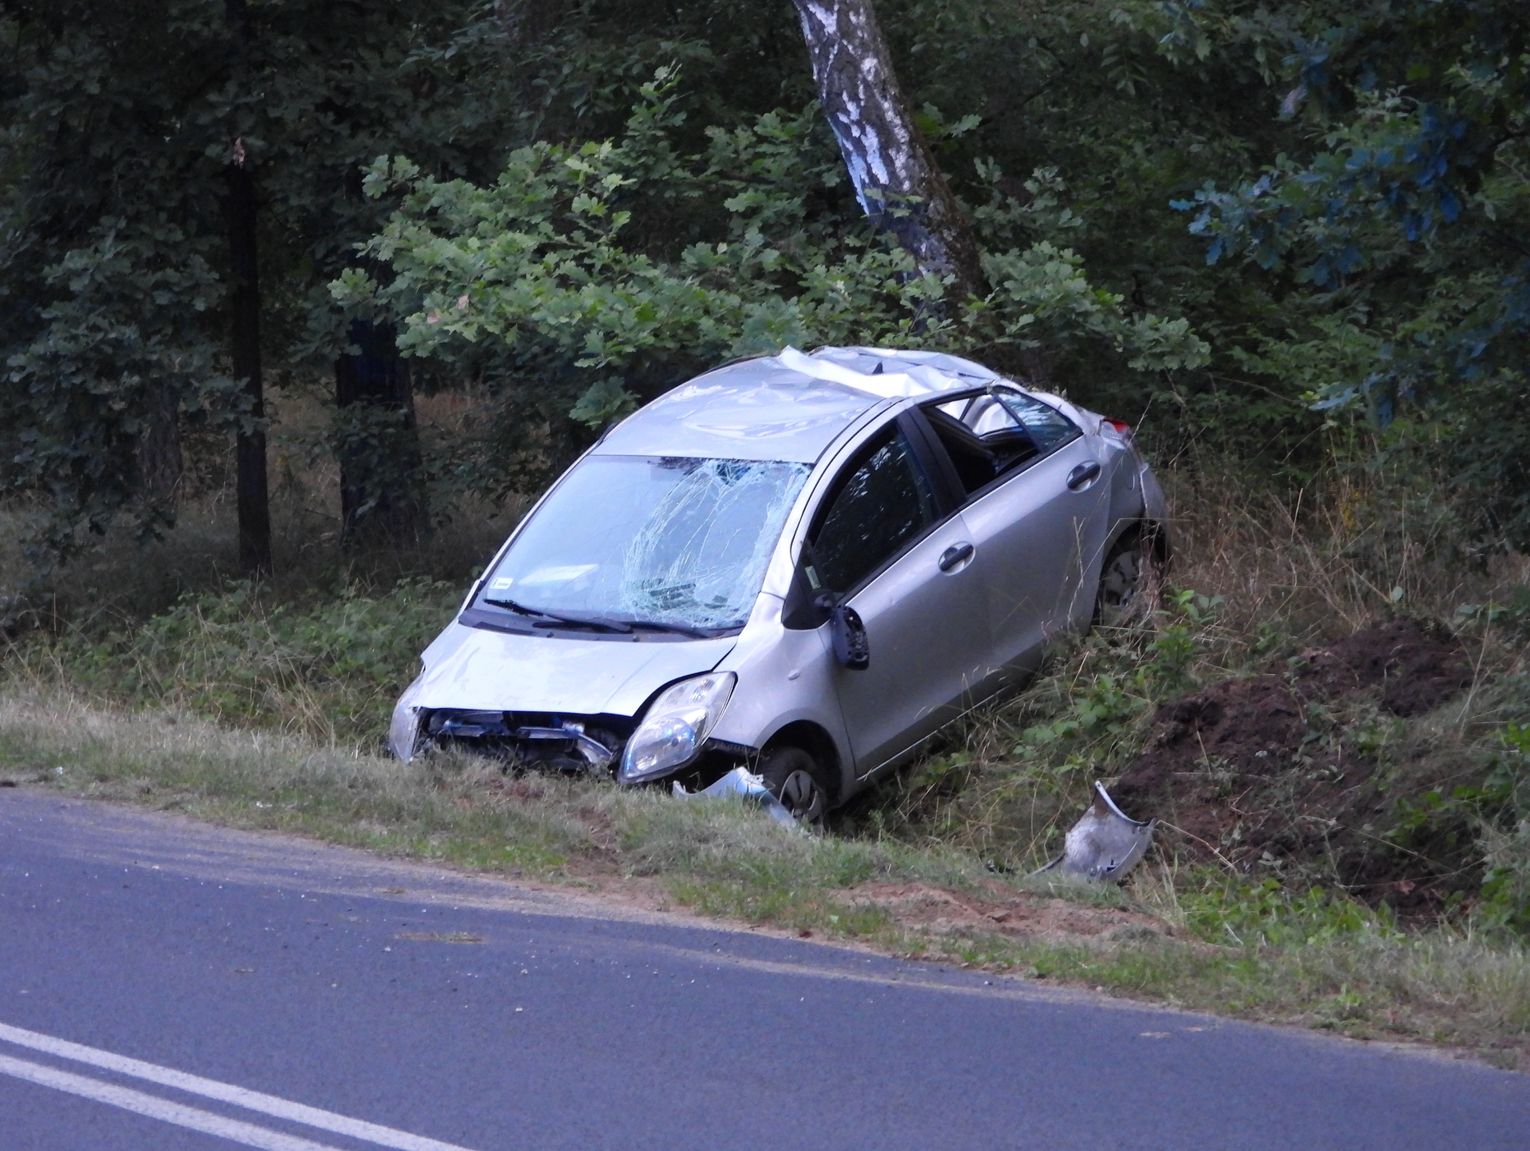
[226,151,272,577]
[790,0,988,303]
[334,320,429,549]
[135,376,183,510]
[225,0,272,577]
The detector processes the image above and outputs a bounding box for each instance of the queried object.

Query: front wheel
[760,746,830,830]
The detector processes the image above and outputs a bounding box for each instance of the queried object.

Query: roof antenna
[872,362,884,375]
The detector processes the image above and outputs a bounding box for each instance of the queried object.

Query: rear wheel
[1095,530,1159,628]
[760,746,830,830]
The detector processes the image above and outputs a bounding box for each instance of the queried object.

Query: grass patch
[4,454,1530,1069]
[2,682,1528,1069]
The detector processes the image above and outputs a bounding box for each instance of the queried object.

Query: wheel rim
[1098,545,1145,624]
[777,768,826,827]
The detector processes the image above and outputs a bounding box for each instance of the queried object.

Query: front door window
[809,426,937,595]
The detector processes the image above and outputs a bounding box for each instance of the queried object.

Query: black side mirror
[816,593,869,670]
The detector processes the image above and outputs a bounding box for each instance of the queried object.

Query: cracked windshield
[475,456,811,631]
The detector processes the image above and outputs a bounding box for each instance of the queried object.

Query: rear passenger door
[914,388,1111,679]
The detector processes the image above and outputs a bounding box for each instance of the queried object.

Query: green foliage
[0,0,524,567]
[973,241,1209,373]
[338,66,1207,486]
[1173,0,1530,545]
[1149,589,1226,693]
[1,1,234,561]
[42,579,461,748]
[4,216,233,555]
[1455,586,1530,644]
[1179,877,1400,949]
[1460,724,1529,936]
[1372,714,1530,939]
[336,83,943,441]
[1010,590,1221,761]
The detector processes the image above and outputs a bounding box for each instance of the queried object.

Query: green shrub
[1179,877,1401,949]
[38,577,461,748]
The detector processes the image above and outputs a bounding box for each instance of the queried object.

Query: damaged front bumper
[1038,782,1156,882]
[426,710,624,771]
[391,696,631,775]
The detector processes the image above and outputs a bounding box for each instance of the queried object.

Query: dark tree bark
[333,151,430,550]
[135,377,183,510]
[790,0,988,303]
[225,0,272,577]
[226,147,272,577]
[334,320,429,549]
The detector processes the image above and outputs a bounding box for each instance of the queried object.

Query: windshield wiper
[483,597,633,634]
[621,618,729,639]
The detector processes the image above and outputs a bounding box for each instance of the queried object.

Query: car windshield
[474,455,811,632]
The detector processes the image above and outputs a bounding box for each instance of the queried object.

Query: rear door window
[921,387,1080,499]
[994,388,1081,454]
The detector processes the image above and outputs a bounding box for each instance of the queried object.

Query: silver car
[390,346,1168,823]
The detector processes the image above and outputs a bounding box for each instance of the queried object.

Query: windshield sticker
[520,563,598,586]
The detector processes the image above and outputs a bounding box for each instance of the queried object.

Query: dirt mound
[1109,617,1471,895]
[1291,616,1474,717]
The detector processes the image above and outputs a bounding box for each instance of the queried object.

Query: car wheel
[1095,530,1158,627]
[760,746,830,830]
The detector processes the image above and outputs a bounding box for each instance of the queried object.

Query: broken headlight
[618,672,735,784]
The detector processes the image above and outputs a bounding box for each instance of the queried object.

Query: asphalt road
[2,789,1526,1151]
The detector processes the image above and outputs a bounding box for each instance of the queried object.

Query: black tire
[1094,529,1159,628]
[760,746,830,830]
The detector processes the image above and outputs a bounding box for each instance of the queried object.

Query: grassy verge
[4,451,1529,1068]
[2,684,1526,1070]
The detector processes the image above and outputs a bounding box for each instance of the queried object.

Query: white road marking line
[0,1022,479,1151]
[0,1054,347,1151]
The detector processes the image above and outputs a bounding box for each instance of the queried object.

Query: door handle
[938,542,975,572]
[1066,460,1102,490]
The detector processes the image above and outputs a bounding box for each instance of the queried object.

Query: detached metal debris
[1040,782,1155,882]
[672,767,798,827]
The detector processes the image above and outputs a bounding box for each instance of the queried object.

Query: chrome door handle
[938,542,975,571]
[1066,461,1102,490]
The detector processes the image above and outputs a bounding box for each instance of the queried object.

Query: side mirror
[816,593,869,670]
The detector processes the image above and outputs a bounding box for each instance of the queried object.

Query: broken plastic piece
[672,766,797,826]
[1039,781,1155,882]
[511,723,615,770]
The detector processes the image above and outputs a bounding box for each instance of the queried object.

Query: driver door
[806,421,993,777]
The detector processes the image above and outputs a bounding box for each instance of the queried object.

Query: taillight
[1104,418,1132,436]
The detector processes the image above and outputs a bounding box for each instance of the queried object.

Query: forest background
[2,0,1529,1057]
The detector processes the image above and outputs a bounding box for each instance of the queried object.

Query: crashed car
[390,346,1168,824]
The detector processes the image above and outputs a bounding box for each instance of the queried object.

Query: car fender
[708,598,855,796]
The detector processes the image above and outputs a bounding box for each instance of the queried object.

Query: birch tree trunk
[790,0,987,303]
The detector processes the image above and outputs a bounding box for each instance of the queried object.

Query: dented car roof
[596,345,1005,463]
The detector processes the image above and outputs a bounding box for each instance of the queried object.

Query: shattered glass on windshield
[619,458,807,628]
[474,455,809,632]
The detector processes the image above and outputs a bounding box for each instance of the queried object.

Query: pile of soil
[1108,617,1473,902]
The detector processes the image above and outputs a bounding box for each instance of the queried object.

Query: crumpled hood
[408,621,736,718]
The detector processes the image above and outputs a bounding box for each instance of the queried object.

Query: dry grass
[1162,457,1530,646]
[3,445,1530,1067]
[2,677,1527,1068]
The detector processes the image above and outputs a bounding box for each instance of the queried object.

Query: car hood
[409,622,737,718]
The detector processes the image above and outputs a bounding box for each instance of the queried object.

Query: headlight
[619,672,736,784]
